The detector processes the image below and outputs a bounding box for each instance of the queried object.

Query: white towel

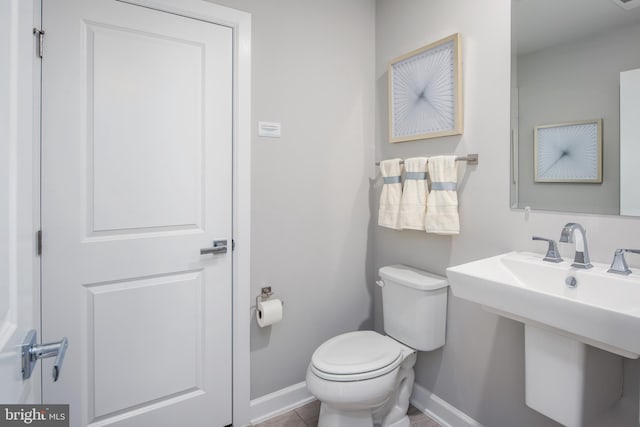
[425,156,460,235]
[378,159,404,230]
[399,157,429,230]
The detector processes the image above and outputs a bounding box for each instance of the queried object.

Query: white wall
[375,0,640,426]
[208,0,376,399]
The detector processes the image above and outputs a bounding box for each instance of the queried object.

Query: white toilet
[306,265,448,427]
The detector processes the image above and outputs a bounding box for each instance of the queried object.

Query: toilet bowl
[306,265,449,427]
[306,331,416,427]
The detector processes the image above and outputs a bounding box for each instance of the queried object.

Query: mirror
[511,0,640,215]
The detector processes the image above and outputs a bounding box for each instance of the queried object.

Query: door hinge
[36,230,42,256]
[33,28,44,58]
[232,239,236,251]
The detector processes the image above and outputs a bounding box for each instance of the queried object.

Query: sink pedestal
[525,325,623,427]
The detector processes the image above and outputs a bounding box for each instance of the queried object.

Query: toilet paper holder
[253,286,284,309]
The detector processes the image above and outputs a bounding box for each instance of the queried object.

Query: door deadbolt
[21,329,68,382]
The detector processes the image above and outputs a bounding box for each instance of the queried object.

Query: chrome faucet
[559,223,592,269]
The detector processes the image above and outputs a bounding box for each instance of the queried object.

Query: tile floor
[251,400,441,427]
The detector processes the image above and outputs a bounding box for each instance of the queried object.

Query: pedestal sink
[446,251,640,358]
[446,252,640,427]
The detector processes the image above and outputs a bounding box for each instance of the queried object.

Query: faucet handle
[532,236,562,263]
[607,249,640,275]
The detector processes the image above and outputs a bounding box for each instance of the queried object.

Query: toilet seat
[310,331,404,382]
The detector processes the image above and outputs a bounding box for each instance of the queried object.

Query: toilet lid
[311,331,402,378]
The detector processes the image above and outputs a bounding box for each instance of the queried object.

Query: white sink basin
[446,251,640,358]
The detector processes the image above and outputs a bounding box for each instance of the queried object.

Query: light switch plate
[258,121,281,138]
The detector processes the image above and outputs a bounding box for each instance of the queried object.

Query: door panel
[90,271,203,418]
[42,1,232,426]
[90,23,204,233]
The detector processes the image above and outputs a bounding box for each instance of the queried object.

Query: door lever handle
[52,337,68,381]
[21,329,69,382]
[200,240,228,255]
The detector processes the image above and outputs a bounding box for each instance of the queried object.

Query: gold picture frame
[534,119,603,183]
[388,33,463,143]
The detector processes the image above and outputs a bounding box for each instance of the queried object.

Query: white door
[41,1,233,426]
[0,0,40,406]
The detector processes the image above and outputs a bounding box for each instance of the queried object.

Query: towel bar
[375,153,478,166]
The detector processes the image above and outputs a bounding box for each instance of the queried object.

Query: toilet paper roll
[256,299,283,327]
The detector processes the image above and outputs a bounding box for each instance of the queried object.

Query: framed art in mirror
[388,33,463,143]
[534,119,603,183]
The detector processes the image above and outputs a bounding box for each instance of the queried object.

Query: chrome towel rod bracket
[375,153,478,166]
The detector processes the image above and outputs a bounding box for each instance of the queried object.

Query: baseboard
[249,381,479,427]
[249,381,316,424]
[410,383,483,427]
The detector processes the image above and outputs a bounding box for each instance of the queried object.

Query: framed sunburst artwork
[388,33,463,143]
[534,119,603,183]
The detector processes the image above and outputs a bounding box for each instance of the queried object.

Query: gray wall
[375,0,640,426]
[516,22,640,215]
[208,0,376,399]
[203,0,640,423]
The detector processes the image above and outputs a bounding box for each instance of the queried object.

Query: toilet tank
[378,265,448,351]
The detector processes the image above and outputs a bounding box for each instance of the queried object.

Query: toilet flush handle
[376,280,385,288]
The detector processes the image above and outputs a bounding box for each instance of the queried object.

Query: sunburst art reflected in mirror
[534,120,602,183]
